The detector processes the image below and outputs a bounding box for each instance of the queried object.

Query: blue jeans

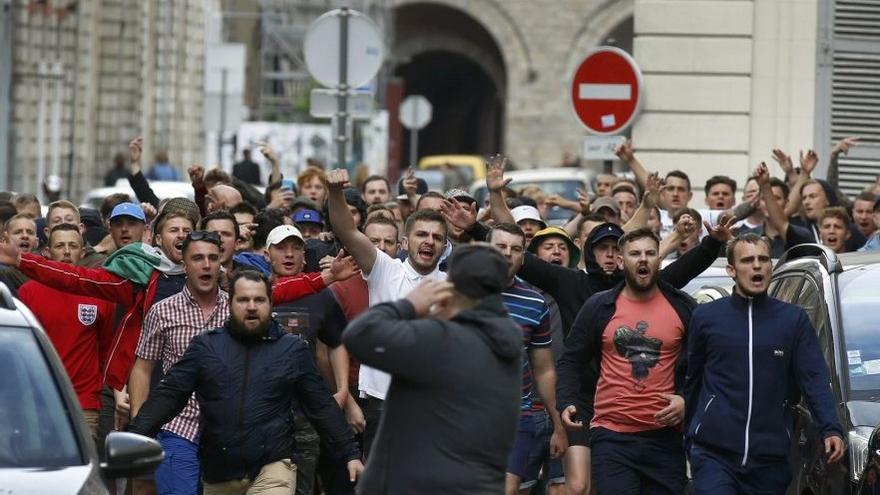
[155,430,201,495]
[521,410,565,489]
[507,414,538,479]
[689,444,791,495]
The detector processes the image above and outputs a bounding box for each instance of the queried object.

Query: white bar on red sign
[578,83,631,100]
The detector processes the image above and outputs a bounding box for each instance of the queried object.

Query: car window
[796,275,835,369]
[840,269,880,395]
[0,327,83,468]
[769,274,804,303]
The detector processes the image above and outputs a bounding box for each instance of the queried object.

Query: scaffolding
[254,0,388,121]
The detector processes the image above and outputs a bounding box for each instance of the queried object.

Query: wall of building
[9,0,214,202]
[631,0,819,205]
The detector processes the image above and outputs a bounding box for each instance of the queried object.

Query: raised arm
[5,251,137,306]
[259,142,282,186]
[782,150,818,218]
[126,137,161,208]
[623,172,660,232]
[326,169,378,274]
[757,162,791,239]
[486,154,515,224]
[827,137,858,189]
[615,139,649,192]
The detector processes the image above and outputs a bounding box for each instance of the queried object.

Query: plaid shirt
[136,286,229,442]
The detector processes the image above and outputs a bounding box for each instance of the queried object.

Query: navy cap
[588,222,624,250]
[109,202,146,222]
[292,208,323,225]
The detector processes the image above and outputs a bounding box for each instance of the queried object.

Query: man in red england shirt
[18,224,115,442]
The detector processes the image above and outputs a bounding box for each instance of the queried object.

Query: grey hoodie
[344,295,521,495]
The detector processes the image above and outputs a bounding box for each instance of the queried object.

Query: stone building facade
[5,0,215,201]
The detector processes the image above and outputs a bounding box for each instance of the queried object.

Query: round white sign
[399,95,432,130]
[303,8,385,89]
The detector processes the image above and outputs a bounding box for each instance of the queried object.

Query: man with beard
[343,245,521,494]
[684,235,843,493]
[557,228,697,494]
[131,231,229,494]
[326,168,448,457]
[128,270,364,494]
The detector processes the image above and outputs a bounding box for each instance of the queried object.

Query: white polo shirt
[357,248,446,400]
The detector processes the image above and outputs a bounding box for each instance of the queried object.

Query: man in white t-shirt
[326,168,448,456]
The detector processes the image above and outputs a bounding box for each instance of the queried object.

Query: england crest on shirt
[78,304,98,326]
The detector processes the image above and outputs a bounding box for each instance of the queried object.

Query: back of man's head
[447,244,509,299]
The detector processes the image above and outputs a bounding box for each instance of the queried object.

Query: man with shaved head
[206,184,243,212]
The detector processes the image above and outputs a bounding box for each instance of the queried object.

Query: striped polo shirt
[502,277,551,414]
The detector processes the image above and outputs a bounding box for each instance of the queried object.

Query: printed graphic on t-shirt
[613,320,662,390]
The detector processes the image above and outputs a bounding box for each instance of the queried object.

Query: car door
[774,266,843,494]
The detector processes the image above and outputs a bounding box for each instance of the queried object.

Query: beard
[623,265,659,293]
[228,313,272,342]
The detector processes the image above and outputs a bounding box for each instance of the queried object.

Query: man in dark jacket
[343,244,522,494]
[684,234,844,494]
[557,228,697,494]
[128,270,363,492]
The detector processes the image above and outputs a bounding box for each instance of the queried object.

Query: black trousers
[590,427,686,495]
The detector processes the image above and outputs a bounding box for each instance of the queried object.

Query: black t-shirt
[273,287,347,354]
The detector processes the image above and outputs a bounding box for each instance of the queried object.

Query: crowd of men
[0,134,877,495]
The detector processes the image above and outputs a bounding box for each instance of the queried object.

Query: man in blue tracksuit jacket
[684,233,844,494]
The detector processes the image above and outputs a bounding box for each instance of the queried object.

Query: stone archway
[391,1,520,157]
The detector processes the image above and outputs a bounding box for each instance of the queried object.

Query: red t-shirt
[329,276,369,389]
[591,290,684,433]
[18,281,116,410]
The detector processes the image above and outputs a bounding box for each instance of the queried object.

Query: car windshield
[0,327,83,468]
[841,269,880,394]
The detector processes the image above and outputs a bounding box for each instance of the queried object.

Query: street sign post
[570,46,643,136]
[303,8,384,169]
[399,95,432,167]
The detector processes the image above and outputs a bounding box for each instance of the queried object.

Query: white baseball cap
[511,205,546,228]
[265,225,304,247]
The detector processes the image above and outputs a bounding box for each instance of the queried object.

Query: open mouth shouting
[416,245,435,263]
[636,265,651,280]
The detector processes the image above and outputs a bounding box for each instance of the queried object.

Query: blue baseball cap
[109,202,146,222]
[292,208,323,226]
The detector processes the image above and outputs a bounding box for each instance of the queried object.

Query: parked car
[418,154,486,187]
[674,258,734,304]
[80,179,194,210]
[769,245,880,493]
[470,167,597,226]
[0,282,163,493]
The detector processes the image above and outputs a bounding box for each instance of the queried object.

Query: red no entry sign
[570,46,643,135]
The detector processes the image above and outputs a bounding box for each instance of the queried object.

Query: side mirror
[100,432,164,479]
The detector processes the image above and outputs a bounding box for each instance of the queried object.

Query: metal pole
[218,68,227,167]
[36,63,48,201]
[409,129,417,168]
[50,62,62,179]
[0,2,13,191]
[336,8,349,170]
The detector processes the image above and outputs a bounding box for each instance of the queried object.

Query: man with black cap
[343,244,522,494]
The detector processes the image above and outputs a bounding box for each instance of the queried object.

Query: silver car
[0,283,163,494]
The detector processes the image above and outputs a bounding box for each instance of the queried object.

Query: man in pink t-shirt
[556,228,701,494]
